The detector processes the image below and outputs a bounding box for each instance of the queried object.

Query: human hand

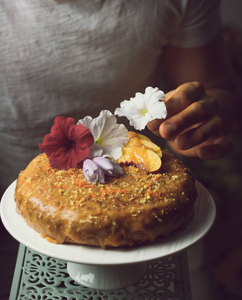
[147,82,234,159]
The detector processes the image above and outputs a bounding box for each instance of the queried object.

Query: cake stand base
[67,262,147,290]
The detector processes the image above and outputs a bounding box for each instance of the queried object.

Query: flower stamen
[95,138,103,145]
[141,109,148,116]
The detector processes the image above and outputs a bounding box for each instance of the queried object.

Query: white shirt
[0,0,221,194]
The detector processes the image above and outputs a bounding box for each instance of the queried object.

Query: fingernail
[178,135,189,149]
[165,124,174,136]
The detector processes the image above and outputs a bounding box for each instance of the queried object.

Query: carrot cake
[14,88,197,249]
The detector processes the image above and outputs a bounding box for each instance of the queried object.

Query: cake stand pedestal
[67,262,147,290]
[1,180,216,291]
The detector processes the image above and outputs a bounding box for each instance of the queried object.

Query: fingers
[197,135,234,160]
[147,119,163,134]
[160,97,218,139]
[174,114,222,150]
[164,82,206,118]
[168,134,234,159]
[147,82,234,160]
[148,82,206,132]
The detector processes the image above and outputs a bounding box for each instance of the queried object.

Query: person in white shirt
[0,0,236,196]
[0,1,237,299]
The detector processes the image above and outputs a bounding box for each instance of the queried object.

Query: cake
[14,87,197,249]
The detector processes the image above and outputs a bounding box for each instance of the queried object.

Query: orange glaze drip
[126,137,143,147]
[124,146,148,165]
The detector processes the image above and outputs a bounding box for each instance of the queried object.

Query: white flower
[114,86,167,130]
[77,110,128,160]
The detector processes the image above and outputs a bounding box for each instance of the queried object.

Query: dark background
[200,1,242,298]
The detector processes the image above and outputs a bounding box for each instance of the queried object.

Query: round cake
[14,90,197,250]
[14,141,197,249]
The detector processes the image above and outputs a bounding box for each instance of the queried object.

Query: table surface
[9,244,192,300]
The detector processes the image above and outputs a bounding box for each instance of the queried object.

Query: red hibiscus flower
[39,116,94,170]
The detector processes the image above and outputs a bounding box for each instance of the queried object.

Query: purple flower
[83,159,105,184]
[82,157,123,184]
[93,157,123,177]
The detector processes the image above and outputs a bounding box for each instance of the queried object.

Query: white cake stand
[0,180,216,290]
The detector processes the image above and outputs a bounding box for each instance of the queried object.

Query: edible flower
[114,86,167,130]
[39,116,94,170]
[93,157,123,177]
[77,110,128,160]
[83,157,123,184]
[83,159,105,184]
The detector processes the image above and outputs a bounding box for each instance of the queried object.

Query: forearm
[162,31,238,132]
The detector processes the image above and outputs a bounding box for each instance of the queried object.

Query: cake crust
[14,151,197,249]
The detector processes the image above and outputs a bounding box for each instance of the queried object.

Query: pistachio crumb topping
[15,149,197,249]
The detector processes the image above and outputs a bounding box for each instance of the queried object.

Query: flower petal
[83,159,105,184]
[78,110,128,160]
[83,159,97,176]
[88,144,105,158]
[39,116,94,170]
[50,116,76,142]
[93,157,113,171]
[93,157,124,177]
[147,100,167,120]
[77,116,99,141]
[115,100,144,119]
[107,160,123,176]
